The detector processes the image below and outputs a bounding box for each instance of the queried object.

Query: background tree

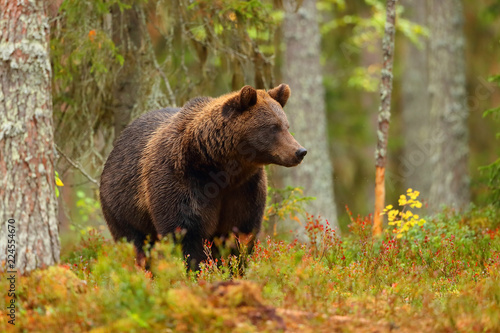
[401,0,431,195]
[0,0,60,273]
[110,3,154,139]
[427,0,470,211]
[275,0,339,233]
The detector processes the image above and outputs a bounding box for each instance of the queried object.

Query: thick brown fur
[100,84,306,270]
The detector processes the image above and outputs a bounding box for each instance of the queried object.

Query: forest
[1,0,500,331]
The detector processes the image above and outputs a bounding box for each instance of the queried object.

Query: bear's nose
[295,148,307,161]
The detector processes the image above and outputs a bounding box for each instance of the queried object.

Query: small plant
[304,215,345,265]
[63,227,108,280]
[75,190,101,223]
[264,186,315,235]
[383,188,426,238]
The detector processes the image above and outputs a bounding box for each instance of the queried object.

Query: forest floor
[1,204,500,332]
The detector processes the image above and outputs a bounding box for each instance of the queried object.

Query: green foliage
[50,0,144,173]
[75,190,101,223]
[156,0,280,100]
[319,0,428,92]
[263,186,315,235]
[186,0,277,38]
[265,186,315,221]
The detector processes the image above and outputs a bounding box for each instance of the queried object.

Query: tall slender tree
[373,0,397,236]
[278,0,339,234]
[0,0,60,273]
[427,0,470,210]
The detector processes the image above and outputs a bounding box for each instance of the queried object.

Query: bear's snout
[295,148,307,161]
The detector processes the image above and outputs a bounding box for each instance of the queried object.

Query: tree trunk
[0,0,60,274]
[401,0,431,195]
[373,0,397,236]
[427,0,470,211]
[111,4,144,140]
[279,0,339,234]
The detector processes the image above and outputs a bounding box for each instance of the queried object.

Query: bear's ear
[239,85,258,109]
[268,83,291,107]
[222,85,257,117]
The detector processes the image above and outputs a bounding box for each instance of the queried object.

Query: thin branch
[55,144,99,187]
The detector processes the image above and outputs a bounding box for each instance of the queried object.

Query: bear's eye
[271,124,280,133]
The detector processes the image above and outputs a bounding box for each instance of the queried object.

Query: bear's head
[222,84,307,167]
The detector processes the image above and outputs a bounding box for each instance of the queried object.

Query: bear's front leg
[220,169,267,259]
[149,188,217,271]
[181,228,208,271]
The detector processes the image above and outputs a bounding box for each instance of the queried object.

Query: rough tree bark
[278,0,339,234]
[401,0,431,195]
[0,0,60,273]
[373,0,397,236]
[427,0,470,211]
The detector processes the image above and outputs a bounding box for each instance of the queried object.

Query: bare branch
[55,144,100,187]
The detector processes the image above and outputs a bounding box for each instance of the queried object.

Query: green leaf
[115,54,125,66]
[483,106,500,118]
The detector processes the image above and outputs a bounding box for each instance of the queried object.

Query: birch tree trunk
[0,0,60,274]
[401,0,431,195]
[373,0,397,236]
[279,0,339,233]
[428,0,470,211]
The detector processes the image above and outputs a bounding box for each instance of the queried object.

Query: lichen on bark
[0,0,60,274]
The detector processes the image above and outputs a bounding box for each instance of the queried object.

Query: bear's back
[100,107,179,234]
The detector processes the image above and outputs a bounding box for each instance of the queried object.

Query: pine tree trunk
[0,0,60,273]
[279,0,339,234]
[428,0,470,210]
[401,0,431,195]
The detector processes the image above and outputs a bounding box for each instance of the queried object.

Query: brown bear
[100,84,306,269]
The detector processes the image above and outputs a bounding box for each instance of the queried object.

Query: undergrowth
[1,205,499,332]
